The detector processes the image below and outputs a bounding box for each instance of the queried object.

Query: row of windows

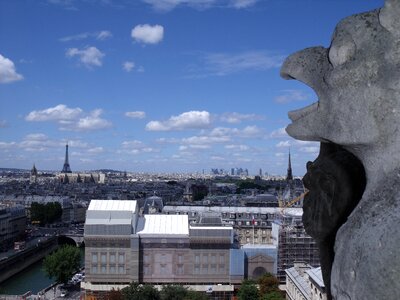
[142,263,226,276]
[91,252,125,264]
[87,240,129,248]
[194,254,225,264]
[241,237,269,243]
[193,264,225,275]
[91,264,125,274]
[242,229,270,235]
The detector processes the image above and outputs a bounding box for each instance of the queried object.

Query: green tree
[43,245,81,284]
[258,273,280,296]
[184,290,209,300]
[107,289,123,300]
[121,283,160,300]
[160,285,188,300]
[260,291,285,300]
[237,280,259,300]
[191,184,208,201]
[30,202,62,225]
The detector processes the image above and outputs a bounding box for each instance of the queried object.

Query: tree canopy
[237,274,285,300]
[258,273,285,300]
[237,280,259,300]
[43,245,81,284]
[30,201,62,225]
[118,283,208,300]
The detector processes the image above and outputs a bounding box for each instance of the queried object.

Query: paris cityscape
[0,0,385,300]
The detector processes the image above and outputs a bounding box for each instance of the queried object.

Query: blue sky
[0,0,384,175]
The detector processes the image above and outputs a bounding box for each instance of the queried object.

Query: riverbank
[0,237,58,285]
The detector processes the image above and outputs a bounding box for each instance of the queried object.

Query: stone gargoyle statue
[281,0,400,299]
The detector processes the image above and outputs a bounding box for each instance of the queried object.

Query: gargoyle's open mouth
[288,101,319,122]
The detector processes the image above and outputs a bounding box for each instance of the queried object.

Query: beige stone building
[82,200,244,297]
[83,200,140,291]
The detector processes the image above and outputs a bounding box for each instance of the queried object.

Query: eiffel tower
[61,143,72,173]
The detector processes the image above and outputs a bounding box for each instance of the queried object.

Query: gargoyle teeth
[288,101,319,122]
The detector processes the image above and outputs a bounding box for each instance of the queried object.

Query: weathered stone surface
[281,0,400,299]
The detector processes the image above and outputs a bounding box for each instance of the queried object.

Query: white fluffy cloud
[121,140,158,154]
[275,139,319,154]
[63,109,112,131]
[220,112,264,124]
[66,46,105,67]
[123,61,135,72]
[26,105,112,131]
[19,133,62,152]
[209,126,262,138]
[0,54,23,83]
[97,30,112,40]
[182,135,230,145]
[26,104,82,121]
[225,144,249,151]
[274,89,308,104]
[146,111,211,131]
[125,111,146,119]
[276,140,291,148]
[270,127,289,139]
[0,142,17,149]
[131,24,164,44]
[179,144,211,151]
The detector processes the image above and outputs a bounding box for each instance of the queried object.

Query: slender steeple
[61,143,72,173]
[31,163,38,176]
[30,163,38,184]
[286,149,293,181]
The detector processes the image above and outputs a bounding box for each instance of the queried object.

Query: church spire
[286,148,293,181]
[31,163,38,176]
[61,143,72,173]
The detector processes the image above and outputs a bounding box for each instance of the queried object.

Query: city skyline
[0,0,383,175]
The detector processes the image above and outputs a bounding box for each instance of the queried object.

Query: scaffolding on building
[275,213,320,283]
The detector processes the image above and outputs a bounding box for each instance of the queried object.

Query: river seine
[0,248,84,295]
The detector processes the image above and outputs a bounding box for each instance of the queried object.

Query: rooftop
[306,267,325,288]
[286,266,310,298]
[88,199,137,212]
[137,214,189,236]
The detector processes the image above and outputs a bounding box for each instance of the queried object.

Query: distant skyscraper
[286,149,293,181]
[61,144,72,173]
[259,168,263,177]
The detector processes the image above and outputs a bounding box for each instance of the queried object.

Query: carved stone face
[281,6,400,146]
[302,144,365,242]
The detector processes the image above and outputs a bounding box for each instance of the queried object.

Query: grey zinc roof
[136,214,189,236]
[85,199,137,226]
[306,267,325,288]
[88,199,137,212]
[286,267,310,298]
